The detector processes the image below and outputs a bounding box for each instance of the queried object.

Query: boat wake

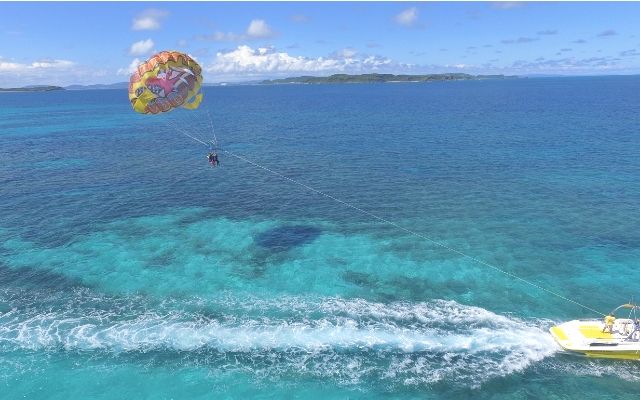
[0,290,558,387]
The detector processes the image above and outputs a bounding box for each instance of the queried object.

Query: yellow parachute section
[128,51,203,114]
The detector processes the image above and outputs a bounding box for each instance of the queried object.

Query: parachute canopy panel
[128,51,203,114]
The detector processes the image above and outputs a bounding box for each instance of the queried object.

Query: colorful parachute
[128,51,203,114]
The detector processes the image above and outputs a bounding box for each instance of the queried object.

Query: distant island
[65,82,240,90]
[0,85,64,92]
[2,73,520,92]
[261,73,518,85]
[65,82,129,90]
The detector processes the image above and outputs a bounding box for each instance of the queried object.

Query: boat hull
[550,320,640,361]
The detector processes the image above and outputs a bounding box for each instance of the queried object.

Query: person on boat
[633,319,640,340]
[603,313,616,333]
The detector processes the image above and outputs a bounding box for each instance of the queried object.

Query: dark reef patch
[342,270,379,289]
[146,251,176,268]
[254,225,322,252]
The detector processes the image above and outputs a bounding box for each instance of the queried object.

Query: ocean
[1,76,639,399]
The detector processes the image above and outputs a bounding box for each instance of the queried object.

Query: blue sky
[1,1,639,86]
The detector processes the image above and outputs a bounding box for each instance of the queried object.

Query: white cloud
[202,31,243,42]
[206,45,397,79]
[132,9,168,31]
[31,60,75,69]
[117,58,141,76]
[129,39,154,56]
[207,46,337,75]
[501,37,539,44]
[453,55,638,75]
[0,60,21,71]
[0,58,75,72]
[395,7,418,27]
[246,19,275,38]
[0,57,110,87]
[200,19,276,42]
[133,17,159,31]
[334,48,357,59]
[492,2,525,10]
[511,56,624,72]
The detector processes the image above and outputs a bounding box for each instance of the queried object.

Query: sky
[1,1,639,86]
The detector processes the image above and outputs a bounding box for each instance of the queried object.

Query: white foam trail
[0,296,556,353]
[0,293,558,386]
[537,357,640,383]
[1,310,554,354]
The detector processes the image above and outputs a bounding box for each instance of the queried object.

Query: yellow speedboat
[550,304,640,360]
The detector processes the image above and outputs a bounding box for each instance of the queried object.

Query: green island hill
[0,85,65,92]
[261,73,518,84]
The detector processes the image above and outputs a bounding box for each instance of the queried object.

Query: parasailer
[128,50,221,167]
[207,151,220,167]
[128,50,203,114]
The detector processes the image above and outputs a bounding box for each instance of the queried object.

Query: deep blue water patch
[254,225,322,252]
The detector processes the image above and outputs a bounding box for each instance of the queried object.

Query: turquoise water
[1,77,640,398]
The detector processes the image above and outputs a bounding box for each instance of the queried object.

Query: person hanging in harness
[207,151,219,167]
[207,137,221,167]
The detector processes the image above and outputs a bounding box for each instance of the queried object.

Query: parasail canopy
[128,50,203,114]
